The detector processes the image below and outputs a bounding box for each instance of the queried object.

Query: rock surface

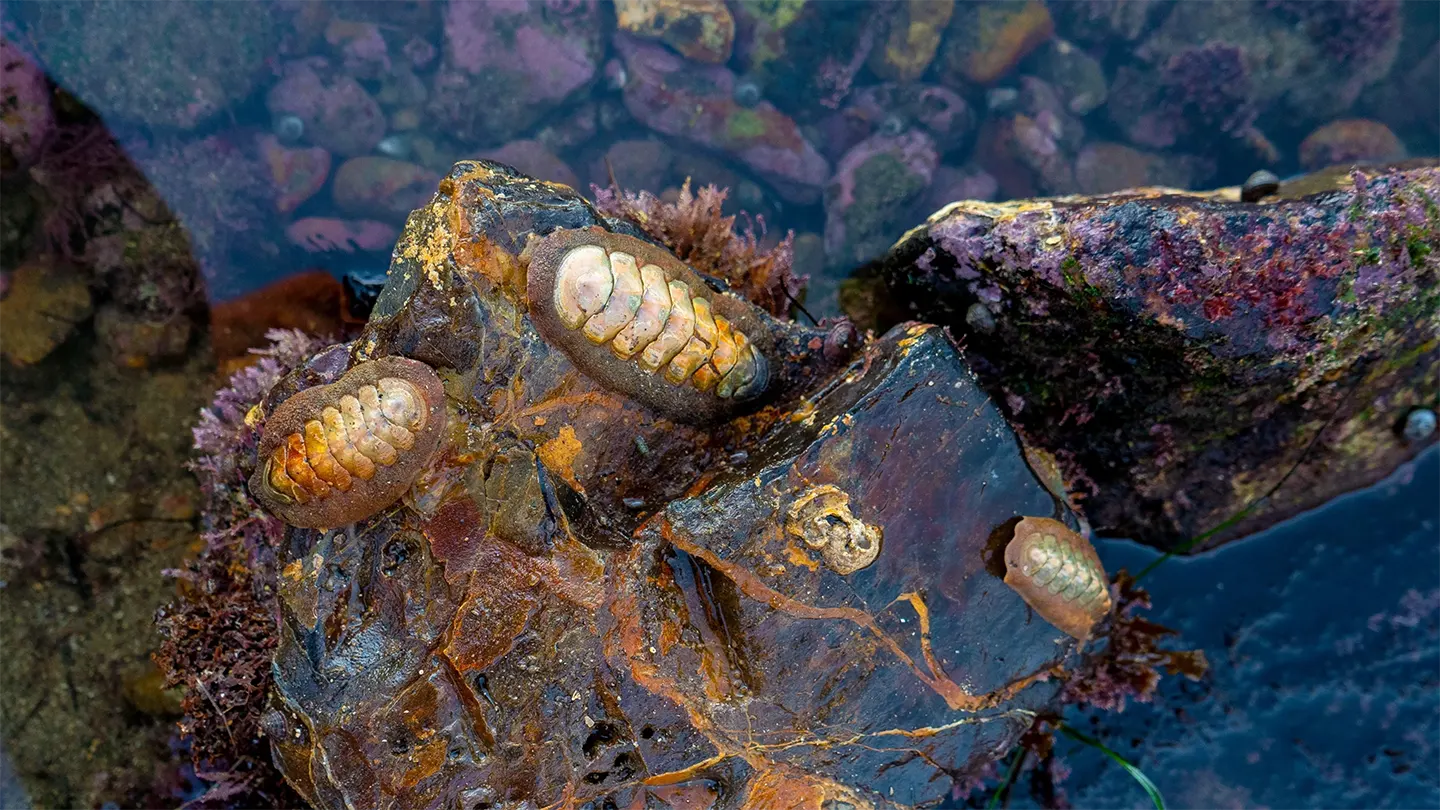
[257,162,1094,807]
[848,161,1440,552]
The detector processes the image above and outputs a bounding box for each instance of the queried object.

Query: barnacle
[1003,517,1111,640]
[527,227,773,423]
[785,484,883,575]
[250,357,447,529]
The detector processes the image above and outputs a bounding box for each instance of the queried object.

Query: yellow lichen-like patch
[537,425,585,493]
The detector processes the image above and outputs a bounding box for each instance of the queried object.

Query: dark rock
[848,162,1440,551]
[260,162,1090,806]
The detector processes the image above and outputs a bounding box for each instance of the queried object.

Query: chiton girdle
[527,227,772,423]
[249,356,447,529]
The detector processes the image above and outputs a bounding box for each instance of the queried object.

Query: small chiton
[249,356,447,529]
[1003,517,1112,640]
[526,226,772,423]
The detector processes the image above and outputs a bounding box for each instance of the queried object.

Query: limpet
[249,356,447,529]
[1002,517,1111,640]
[526,227,772,423]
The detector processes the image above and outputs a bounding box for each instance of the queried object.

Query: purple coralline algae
[426,0,603,147]
[0,37,53,174]
[855,162,1440,551]
[265,58,386,158]
[824,130,939,267]
[614,34,830,203]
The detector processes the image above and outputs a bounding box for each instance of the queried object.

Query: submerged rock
[252,162,1097,806]
[849,161,1440,551]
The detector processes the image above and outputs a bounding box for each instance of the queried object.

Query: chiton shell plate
[249,356,447,529]
[526,226,772,423]
[1003,516,1112,640]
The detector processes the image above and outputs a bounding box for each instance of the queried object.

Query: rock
[921,164,1000,213]
[849,161,1440,551]
[1050,0,1165,47]
[1298,119,1407,172]
[481,139,580,190]
[616,34,830,203]
[615,0,734,63]
[1073,141,1212,194]
[426,1,602,147]
[0,38,53,174]
[824,131,939,268]
[208,271,347,366]
[589,138,674,195]
[255,161,1088,806]
[0,259,92,366]
[19,0,279,130]
[257,134,331,214]
[266,58,386,158]
[285,217,397,254]
[323,18,391,81]
[868,0,954,82]
[819,82,974,162]
[1026,38,1108,115]
[732,1,879,115]
[938,0,1054,87]
[331,156,439,220]
[93,301,193,369]
[974,76,1085,198]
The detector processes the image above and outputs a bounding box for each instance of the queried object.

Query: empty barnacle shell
[1003,517,1111,640]
[525,226,773,423]
[250,356,447,529]
[785,484,883,576]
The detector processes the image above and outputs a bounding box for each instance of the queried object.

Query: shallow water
[0,1,1436,808]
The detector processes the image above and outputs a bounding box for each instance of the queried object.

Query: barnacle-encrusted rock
[259,162,1096,807]
[848,160,1440,551]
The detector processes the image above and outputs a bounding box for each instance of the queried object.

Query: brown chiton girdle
[785,484,883,575]
[249,356,447,529]
[526,226,772,423]
[1003,516,1112,640]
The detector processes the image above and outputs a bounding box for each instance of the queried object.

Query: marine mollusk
[785,484,883,575]
[1003,517,1111,640]
[526,226,771,423]
[249,356,447,529]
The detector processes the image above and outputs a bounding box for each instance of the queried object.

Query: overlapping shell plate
[551,242,768,400]
[250,356,447,529]
[1003,516,1112,640]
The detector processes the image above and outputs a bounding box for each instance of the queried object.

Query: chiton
[249,356,447,529]
[526,226,772,423]
[1003,517,1112,640]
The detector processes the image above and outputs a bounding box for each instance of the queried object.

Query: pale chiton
[526,227,772,423]
[1002,517,1112,640]
[249,356,447,529]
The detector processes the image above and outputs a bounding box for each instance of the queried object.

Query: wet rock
[1073,142,1212,195]
[615,0,734,64]
[208,271,349,368]
[868,0,954,82]
[0,38,53,175]
[323,18,391,81]
[331,156,440,220]
[266,58,387,158]
[93,301,192,369]
[819,82,974,162]
[590,137,675,195]
[616,34,830,203]
[1049,0,1165,48]
[974,76,1085,198]
[938,0,1054,87]
[285,217,397,254]
[1026,38,1108,115]
[257,134,331,214]
[1240,169,1281,203]
[851,162,1440,551]
[0,259,92,365]
[1298,119,1407,172]
[20,0,279,130]
[481,139,580,190]
[254,162,1087,803]
[426,1,603,147]
[920,164,1000,213]
[824,131,939,268]
[732,1,878,115]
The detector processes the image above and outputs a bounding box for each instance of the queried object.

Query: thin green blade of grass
[1059,724,1166,810]
[985,746,1027,809]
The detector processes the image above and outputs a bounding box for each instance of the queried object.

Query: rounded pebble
[1403,408,1436,443]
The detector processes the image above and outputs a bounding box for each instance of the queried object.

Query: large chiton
[249,356,447,529]
[526,226,773,423]
[1003,517,1112,640]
